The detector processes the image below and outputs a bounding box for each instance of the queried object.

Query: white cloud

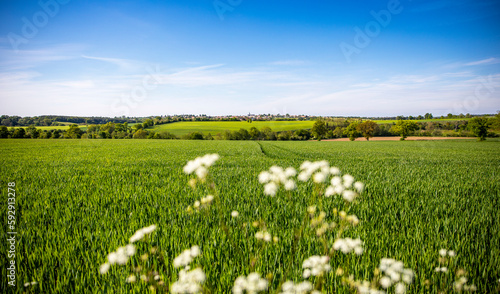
[465,57,500,66]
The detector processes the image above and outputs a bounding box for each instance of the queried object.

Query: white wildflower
[232,272,268,294]
[264,182,278,196]
[231,211,239,218]
[99,263,110,274]
[302,255,331,277]
[354,181,364,193]
[129,224,157,243]
[325,186,335,197]
[284,167,297,177]
[174,246,201,268]
[395,282,406,294]
[379,276,392,289]
[255,231,272,242]
[284,179,296,191]
[298,172,310,182]
[331,176,342,187]
[126,274,137,283]
[435,267,448,272]
[195,166,208,179]
[184,154,219,179]
[171,267,206,294]
[342,190,358,202]
[280,280,313,294]
[258,171,271,184]
[439,248,447,256]
[342,174,354,188]
[313,172,326,183]
[332,238,363,255]
[329,167,340,175]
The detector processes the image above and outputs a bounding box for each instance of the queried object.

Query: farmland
[149,121,316,136]
[1,139,499,293]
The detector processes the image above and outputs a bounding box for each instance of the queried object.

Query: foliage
[468,117,491,141]
[356,121,378,141]
[392,120,419,140]
[311,119,328,141]
[343,122,361,141]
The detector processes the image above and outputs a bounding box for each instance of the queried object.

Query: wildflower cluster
[307,207,334,237]
[171,268,206,294]
[259,166,297,196]
[454,275,477,292]
[431,248,477,292]
[279,281,321,294]
[302,255,331,278]
[183,153,220,181]
[173,245,201,268]
[129,224,157,243]
[434,248,455,272]
[298,160,363,202]
[232,272,268,294]
[186,195,214,213]
[332,238,364,255]
[100,224,157,274]
[171,246,205,293]
[378,258,414,292]
[255,230,272,242]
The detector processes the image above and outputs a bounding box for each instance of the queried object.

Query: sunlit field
[150,121,316,136]
[0,139,498,293]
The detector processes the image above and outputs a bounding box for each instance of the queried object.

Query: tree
[356,121,378,141]
[468,117,491,141]
[343,122,360,141]
[67,124,83,139]
[490,111,500,130]
[133,129,148,139]
[392,120,418,140]
[26,125,40,138]
[260,127,274,140]
[311,119,327,141]
[0,126,10,138]
[424,113,433,120]
[249,127,261,140]
[12,128,26,138]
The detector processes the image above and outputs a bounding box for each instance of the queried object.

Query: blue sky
[0,0,499,117]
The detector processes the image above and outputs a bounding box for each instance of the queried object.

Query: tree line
[1,113,498,141]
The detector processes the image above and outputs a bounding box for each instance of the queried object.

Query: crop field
[11,125,88,131]
[372,118,472,124]
[0,139,499,293]
[149,121,316,135]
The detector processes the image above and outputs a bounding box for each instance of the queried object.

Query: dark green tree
[392,120,418,140]
[468,117,491,141]
[311,119,328,141]
[356,121,378,141]
[67,124,83,139]
[343,122,361,141]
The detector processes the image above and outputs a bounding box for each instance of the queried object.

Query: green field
[11,125,88,131]
[1,140,499,293]
[149,121,315,135]
[372,118,472,124]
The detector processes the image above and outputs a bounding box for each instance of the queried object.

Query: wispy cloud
[81,55,139,70]
[268,60,308,66]
[0,44,81,71]
[465,57,500,66]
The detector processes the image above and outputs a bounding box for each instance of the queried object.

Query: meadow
[0,139,499,293]
[150,121,316,136]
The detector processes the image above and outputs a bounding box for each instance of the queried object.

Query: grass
[0,139,498,293]
[148,121,315,136]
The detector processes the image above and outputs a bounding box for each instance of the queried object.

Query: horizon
[1,0,499,117]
